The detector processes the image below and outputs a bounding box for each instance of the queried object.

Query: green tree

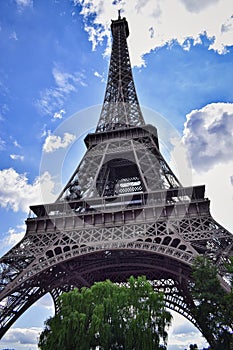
[39,276,172,350]
[190,256,233,349]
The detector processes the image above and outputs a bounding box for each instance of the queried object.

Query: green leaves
[190,256,233,349]
[38,276,172,350]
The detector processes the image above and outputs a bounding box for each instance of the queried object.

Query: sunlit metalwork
[0,13,232,340]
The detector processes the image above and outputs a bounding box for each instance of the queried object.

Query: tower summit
[0,14,233,347]
[58,14,180,201]
[96,12,145,132]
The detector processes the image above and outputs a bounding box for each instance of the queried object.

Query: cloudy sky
[0,0,233,349]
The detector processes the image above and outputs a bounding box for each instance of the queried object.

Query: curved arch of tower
[0,13,233,345]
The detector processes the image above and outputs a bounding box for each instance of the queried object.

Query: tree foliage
[38,276,172,350]
[190,256,233,349]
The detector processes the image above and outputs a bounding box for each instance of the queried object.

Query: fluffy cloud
[35,293,54,310]
[53,67,86,90]
[43,131,76,153]
[53,108,66,120]
[3,224,26,248]
[9,31,18,40]
[0,137,5,150]
[94,70,106,83]
[0,168,56,212]
[15,0,33,11]
[1,327,39,345]
[74,0,233,66]
[168,312,209,349]
[183,103,233,172]
[178,103,233,233]
[37,66,86,115]
[196,162,233,232]
[0,223,26,257]
[10,154,24,161]
[13,139,22,148]
[15,0,33,5]
[0,103,9,121]
[180,0,220,13]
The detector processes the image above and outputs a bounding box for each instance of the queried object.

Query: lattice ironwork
[96,14,145,132]
[58,128,181,201]
[0,13,233,346]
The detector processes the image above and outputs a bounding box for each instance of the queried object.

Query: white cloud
[13,139,21,148]
[0,168,56,212]
[1,327,39,345]
[15,0,33,9]
[94,70,106,83]
[74,0,233,66]
[53,108,66,120]
[172,102,233,233]
[37,66,86,115]
[0,223,26,256]
[192,161,233,233]
[35,293,54,311]
[3,224,26,248]
[43,131,76,153]
[0,103,9,120]
[0,137,5,150]
[180,0,220,13]
[40,124,48,138]
[168,312,209,349]
[53,66,86,91]
[9,31,18,40]
[183,103,233,172]
[10,154,24,161]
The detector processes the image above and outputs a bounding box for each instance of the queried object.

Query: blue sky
[0,0,233,349]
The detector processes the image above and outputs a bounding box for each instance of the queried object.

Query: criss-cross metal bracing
[0,191,233,338]
[0,14,233,345]
[96,15,145,132]
[57,126,181,201]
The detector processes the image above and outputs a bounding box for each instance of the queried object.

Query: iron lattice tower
[0,14,233,345]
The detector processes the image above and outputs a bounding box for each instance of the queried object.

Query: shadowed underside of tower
[0,13,233,345]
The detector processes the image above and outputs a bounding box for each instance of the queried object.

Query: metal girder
[0,13,233,346]
[57,126,181,201]
[96,16,145,132]
[1,194,233,336]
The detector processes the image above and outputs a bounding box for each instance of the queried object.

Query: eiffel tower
[0,12,233,345]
